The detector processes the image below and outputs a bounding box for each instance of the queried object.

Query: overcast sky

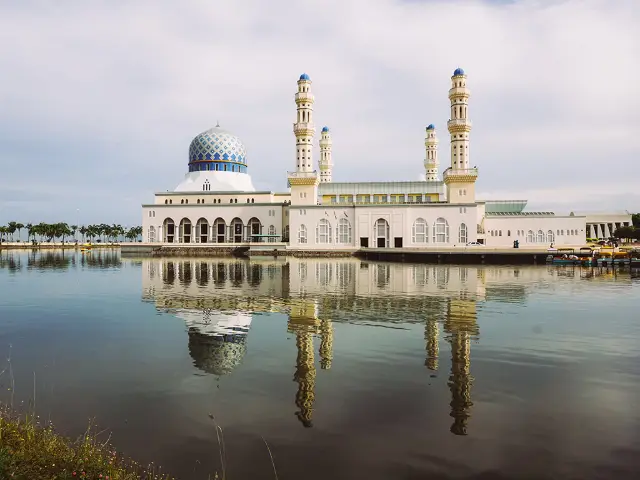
[0,0,638,226]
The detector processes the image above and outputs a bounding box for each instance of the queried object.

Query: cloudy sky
[0,0,638,226]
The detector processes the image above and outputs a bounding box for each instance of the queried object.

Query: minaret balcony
[448,88,470,98]
[293,123,316,135]
[443,167,478,183]
[447,119,472,130]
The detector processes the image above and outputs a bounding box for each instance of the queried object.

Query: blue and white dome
[426,124,435,130]
[453,67,465,76]
[299,73,310,81]
[322,126,329,133]
[188,125,247,167]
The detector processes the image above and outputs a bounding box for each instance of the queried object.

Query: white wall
[142,204,284,243]
[483,215,586,247]
[288,204,478,249]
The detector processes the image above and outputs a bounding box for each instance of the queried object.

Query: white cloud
[0,0,638,224]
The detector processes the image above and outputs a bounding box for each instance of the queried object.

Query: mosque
[141,69,632,249]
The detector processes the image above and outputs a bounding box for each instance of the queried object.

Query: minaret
[288,73,319,206]
[319,127,333,183]
[424,124,439,181]
[444,68,478,204]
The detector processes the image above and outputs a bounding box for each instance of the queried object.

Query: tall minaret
[319,126,333,183]
[444,68,478,204]
[288,73,319,206]
[448,68,471,171]
[424,124,439,181]
[294,73,316,173]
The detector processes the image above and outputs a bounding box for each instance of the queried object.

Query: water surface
[1,249,639,479]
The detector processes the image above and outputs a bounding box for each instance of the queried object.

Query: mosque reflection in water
[139,257,634,435]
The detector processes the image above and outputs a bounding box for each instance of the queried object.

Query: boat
[547,248,584,265]
[595,247,630,266]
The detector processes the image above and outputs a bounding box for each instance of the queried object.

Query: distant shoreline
[0,243,120,250]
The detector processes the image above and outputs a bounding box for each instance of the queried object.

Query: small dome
[453,67,465,76]
[188,125,247,165]
[426,124,435,130]
[322,126,329,133]
[299,73,310,81]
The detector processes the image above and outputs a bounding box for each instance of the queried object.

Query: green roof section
[484,200,528,213]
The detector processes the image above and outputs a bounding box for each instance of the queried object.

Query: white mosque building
[141,69,632,249]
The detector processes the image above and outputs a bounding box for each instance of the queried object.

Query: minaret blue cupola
[321,126,329,132]
[453,67,465,76]
[426,124,435,130]
[299,73,310,81]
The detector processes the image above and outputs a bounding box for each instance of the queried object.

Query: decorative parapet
[446,119,473,131]
[287,171,319,187]
[443,167,478,184]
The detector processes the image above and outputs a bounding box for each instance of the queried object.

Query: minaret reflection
[424,319,439,371]
[288,302,320,428]
[319,319,333,370]
[444,298,479,436]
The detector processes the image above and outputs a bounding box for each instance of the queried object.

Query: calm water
[1,249,639,479]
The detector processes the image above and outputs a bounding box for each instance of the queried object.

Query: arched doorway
[179,218,192,243]
[213,218,226,243]
[247,217,262,242]
[196,218,209,243]
[230,217,244,243]
[374,218,390,248]
[163,218,175,243]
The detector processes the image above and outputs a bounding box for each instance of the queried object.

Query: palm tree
[70,225,78,241]
[15,223,24,242]
[7,221,17,241]
[0,226,7,243]
[25,223,33,242]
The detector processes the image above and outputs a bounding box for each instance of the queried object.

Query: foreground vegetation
[0,222,142,244]
[0,406,175,480]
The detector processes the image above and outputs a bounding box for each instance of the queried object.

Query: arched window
[458,223,468,244]
[179,218,192,243]
[537,230,545,243]
[164,199,168,204]
[547,230,555,243]
[433,217,449,243]
[163,218,175,243]
[527,230,534,243]
[374,218,390,248]
[148,226,156,243]
[298,224,308,244]
[316,219,332,244]
[337,218,352,244]
[412,218,428,243]
[268,225,276,243]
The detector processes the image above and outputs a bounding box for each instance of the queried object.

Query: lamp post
[76,209,80,241]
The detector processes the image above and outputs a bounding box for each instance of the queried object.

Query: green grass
[0,405,176,480]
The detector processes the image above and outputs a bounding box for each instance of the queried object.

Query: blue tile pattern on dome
[188,126,247,165]
[426,124,435,130]
[299,73,310,81]
[322,126,329,132]
[453,67,465,76]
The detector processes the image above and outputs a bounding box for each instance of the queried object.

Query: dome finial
[216,120,220,128]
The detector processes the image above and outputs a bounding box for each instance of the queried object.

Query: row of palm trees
[0,222,143,244]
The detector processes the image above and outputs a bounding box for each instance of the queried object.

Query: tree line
[611,213,640,242]
[0,222,143,244]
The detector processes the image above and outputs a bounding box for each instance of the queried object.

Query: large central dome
[188,125,247,172]
[176,124,256,192]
